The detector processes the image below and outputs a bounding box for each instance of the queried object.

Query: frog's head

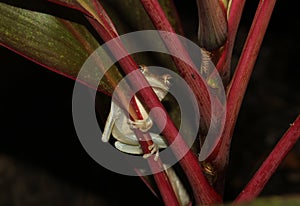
[139,65,171,100]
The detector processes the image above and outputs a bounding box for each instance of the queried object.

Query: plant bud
[197,0,228,51]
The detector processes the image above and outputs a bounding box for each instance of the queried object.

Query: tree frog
[101,66,190,205]
[101,65,171,160]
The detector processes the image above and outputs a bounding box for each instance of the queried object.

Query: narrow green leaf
[0,2,122,94]
[49,0,181,70]
[0,3,87,78]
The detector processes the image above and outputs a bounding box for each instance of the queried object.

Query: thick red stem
[48,0,222,204]
[140,0,212,134]
[47,1,180,204]
[140,0,226,204]
[88,2,182,204]
[212,0,277,179]
[91,19,221,204]
[89,1,222,204]
[234,115,300,203]
[216,0,246,84]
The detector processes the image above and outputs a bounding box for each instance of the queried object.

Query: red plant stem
[212,0,277,177]
[88,15,222,206]
[88,2,182,204]
[48,0,222,203]
[152,166,181,206]
[140,0,226,203]
[130,100,180,205]
[86,1,222,204]
[216,0,246,83]
[234,115,300,203]
[134,130,180,206]
[140,0,212,134]
[47,1,180,204]
[49,0,221,204]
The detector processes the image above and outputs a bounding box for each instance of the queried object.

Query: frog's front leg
[102,99,165,160]
[128,118,153,132]
[102,65,171,160]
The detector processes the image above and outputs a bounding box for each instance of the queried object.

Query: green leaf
[0,2,122,94]
[0,3,87,78]
[0,1,183,94]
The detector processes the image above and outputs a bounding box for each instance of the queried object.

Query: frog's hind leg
[114,141,143,154]
[102,101,121,142]
[115,141,160,161]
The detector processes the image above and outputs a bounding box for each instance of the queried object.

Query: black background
[1,0,298,205]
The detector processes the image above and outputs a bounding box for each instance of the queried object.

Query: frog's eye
[138,64,148,73]
[162,74,172,87]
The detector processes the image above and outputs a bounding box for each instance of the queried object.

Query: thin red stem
[153,168,181,206]
[140,0,212,134]
[89,2,182,204]
[43,0,222,204]
[90,1,222,204]
[212,0,277,181]
[134,130,181,206]
[216,0,246,83]
[234,115,300,203]
[47,1,180,204]
[208,0,246,192]
[90,16,221,206]
[88,0,222,204]
[139,0,227,204]
[130,99,180,205]
[47,0,221,204]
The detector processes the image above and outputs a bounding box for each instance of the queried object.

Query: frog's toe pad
[143,143,159,161]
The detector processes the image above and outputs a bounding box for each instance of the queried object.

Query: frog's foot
[115,141,143,154]
[143,143,160,161]
[128,118,153,132]
[115,141,160,161]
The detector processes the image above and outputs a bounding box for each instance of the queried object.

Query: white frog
[101,65,171,160]
[101,66,190,205]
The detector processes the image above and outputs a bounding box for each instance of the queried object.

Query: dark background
[1,0,298,205]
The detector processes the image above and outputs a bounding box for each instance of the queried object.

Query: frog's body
[101,66,190,205]
[101,65,171,158]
